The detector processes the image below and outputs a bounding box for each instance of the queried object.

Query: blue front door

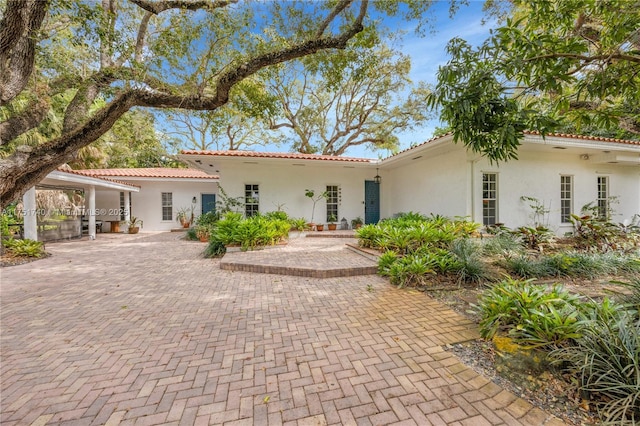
[364,181,380,224]
[201,194,216,215]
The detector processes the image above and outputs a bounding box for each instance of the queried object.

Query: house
[20,168,140,242]
[180,133,640,234]
[20,167,218,242]
[71,168,219,232]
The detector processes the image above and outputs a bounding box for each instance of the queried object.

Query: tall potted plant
[305,189,328,228]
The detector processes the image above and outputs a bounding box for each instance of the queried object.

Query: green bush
[387,253,435,288]
[264,211,289,221]
[203,236,226,258]
[377,250,398,276]
[473,278,585,348]
[289,217,308,231]
[4,239,45,258]
[185,227,198,241]
[503,251,640,279]
[551,302,639,424]
[482,233,524,256]
[212,213,289,250]
[196,211,219,227]
[450,238,488,283]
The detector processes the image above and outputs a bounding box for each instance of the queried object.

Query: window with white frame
[245,184,259,217]
[597,176,609,219]
[326,185,340,222]
[161,192,172,221]
[560,175,573,223]
[482,173,498,226]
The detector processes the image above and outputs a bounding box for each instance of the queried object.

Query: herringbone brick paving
[0,232,564,425]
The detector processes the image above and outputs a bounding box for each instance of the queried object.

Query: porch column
[123,191,131,223]
[23,186,38,241]
[88,185,96,240]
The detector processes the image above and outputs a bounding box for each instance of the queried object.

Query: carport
[22,169,139,242]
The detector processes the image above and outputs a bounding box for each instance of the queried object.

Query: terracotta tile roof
[524,131,640,146]
[72,167,218,179]
[385,131,640,161]
[56,168,140,188]
[180,150,374,163]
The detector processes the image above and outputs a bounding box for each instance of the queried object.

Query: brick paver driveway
[1,233,562,425]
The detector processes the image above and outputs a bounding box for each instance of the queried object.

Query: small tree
[305,189,328,224]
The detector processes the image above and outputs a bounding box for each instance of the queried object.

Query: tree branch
[129,0,237,15]
[0,0,50,105]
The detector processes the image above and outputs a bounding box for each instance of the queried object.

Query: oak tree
[0,0,381,207]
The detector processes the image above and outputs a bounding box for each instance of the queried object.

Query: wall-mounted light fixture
[192,196,197,204]
[374,168,381,184]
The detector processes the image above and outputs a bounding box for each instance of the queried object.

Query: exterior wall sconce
[374,168,381,184]
[192,196,197,204]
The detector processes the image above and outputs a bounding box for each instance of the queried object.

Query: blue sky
[342,0,498,158]
[161,1,498,159]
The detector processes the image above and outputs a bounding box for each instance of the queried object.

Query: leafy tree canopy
[0,0,440,208]
[429,0,640,162]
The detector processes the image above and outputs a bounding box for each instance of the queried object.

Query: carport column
[88,185,96,240]
[124,191,131,224]
[23,186,38,241]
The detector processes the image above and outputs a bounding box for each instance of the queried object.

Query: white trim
[47,171,139,192]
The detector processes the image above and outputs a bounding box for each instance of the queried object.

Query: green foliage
[503,251,640,279]
[387,253,435,288]
[213,213,289,250]
[449,238,489,283]
[473,278,585,348]
[288,217,308,231]
[203,236,226,258]
[551,303,639,424]
[264,211,289,221]
[196,211,219,227]
[377,250,399,276]
[216,186,245,215]
[512,226,553,250]
[482,233,523,256]
[429,1,640,162]
[185,227,198,241]
[570,213,637,252]
[3,239,45,258]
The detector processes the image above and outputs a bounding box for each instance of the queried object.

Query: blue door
[201,194,216,215]
[364,181,380,224]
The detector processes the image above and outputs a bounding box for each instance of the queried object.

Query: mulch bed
[0,252,50,267]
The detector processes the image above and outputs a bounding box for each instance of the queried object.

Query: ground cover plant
[358,211,639,424]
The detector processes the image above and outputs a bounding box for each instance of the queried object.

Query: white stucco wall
[95,180,217,231]
[381,148,469,219]
[472,148,640,233]
[215,161,373,224]
[378,142,639,233]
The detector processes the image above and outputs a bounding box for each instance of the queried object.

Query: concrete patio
[0,232,564,425]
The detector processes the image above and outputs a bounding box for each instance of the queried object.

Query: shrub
[449,238,488,283]
[4,239,45,258]
[387,253,435,288]
[473,278,585,348]
[213,213,289,249]
[185,227,198,241]
[482,233,523,256]
[196,211,219,227]
[289,217,308,231]
[503,251,640,279]
[203,236,226,258]
[551,302,639,424]
[513,225,553,250]
[377,250,398,276]
[264,211,289,221]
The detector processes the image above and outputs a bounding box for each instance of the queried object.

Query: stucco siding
[95,181,217,231]
[472,149,640,233]
[381,148,468,219]
[216,162,372,224]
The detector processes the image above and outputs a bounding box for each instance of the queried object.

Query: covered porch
[21,170,139,242]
